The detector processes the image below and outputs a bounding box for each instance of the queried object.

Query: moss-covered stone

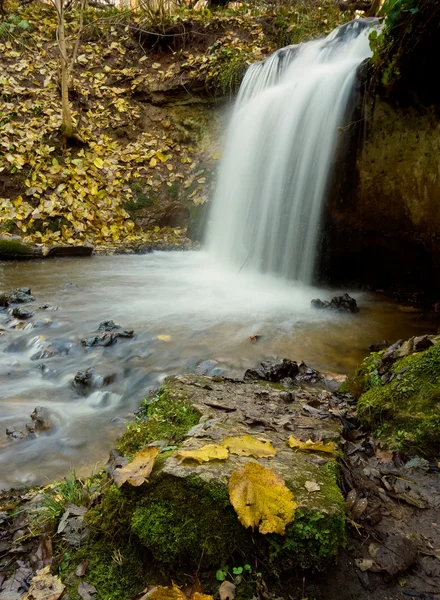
[339,351,383,397]
[117,388,200,455]
[131,475,251,567]
[356,342,440,456]
[0,238,38,258]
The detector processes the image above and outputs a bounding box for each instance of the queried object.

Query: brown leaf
[35,536,53,570]
[219,581,235,600]
[78,581,97,600]
[113,446,159,487]
[22,566,65,600]
[74,560,89,577]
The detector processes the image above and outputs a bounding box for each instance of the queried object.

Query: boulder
[91,374,346,572]
[311,293,359,313]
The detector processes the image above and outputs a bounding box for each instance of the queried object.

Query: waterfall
[208,19,377,283]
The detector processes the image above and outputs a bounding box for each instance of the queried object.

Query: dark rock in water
[31,340,74,360]
[311,293,359,313]
[6,426,26,440]
[244,358,299,382]
[30,406,52,431]
[98,320,120,332]
[11,306,34,320]
[73,367,116,395]
[369,340,388,352]
[81,330,134,347]
[0,288,34,307]
[195,359,223,376]
[296,362,323,384]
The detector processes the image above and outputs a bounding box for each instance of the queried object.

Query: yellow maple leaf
[177,444,229,464]
[229,462,297,535]
[286,436,336,455]
[113,446,159,487]
[222,435,276,458]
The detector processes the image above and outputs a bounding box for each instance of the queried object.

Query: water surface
[0,251,433,488]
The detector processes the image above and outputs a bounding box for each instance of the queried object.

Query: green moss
[131,475,250,567]
[267,461,346,570]
[117,388,200,455]
[62,541,146,600]
[0,239,33,255]
[339,351,383,397]
[85,484,138,541]
[357,343,440,456]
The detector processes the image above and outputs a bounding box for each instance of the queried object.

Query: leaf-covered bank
[0,0,356,251]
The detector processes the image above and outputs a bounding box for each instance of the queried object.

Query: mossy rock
[90,376,346,578]
[356,341,440,456]
[0,238,41,259]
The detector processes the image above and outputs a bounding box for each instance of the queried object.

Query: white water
[208,19,377,283]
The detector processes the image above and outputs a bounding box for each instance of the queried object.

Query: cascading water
[208,19,378,283]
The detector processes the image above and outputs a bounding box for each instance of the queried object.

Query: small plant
[0,14,30,41]
[216,563,259,582]
[41,470,99,520]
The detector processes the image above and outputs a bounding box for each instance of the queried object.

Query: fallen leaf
[304,480,321,492]
[78,581,97,600]
[229,462,297,535]
[219,581,235,600]
[157,334,171,342]
[113,446,159,487]
[177,444,229,464]
[286,436,336,455]
[221,435,276,458]
[144,584,213,600]
[22,566,65,600]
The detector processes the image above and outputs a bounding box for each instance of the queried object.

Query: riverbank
[1,341,439,600]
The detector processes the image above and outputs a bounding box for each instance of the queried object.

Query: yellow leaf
[212,152,221,160]
[157,334,171,342]
[229,462,297,535]
[146,585,213,600]
[149,157,157,167]
[222,435,276,458]
[113,446,159,487]
[286,437,336,455]
[177,444,229,464]
[156,151,169,163]
[93,157,104,169]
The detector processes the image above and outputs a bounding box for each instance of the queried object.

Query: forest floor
[0,0,356,251]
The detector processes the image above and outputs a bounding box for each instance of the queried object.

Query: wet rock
[413,335,434,352]
[369,340,388,352]
[81,330,134,347]
[244,358,299,383]
[195,359,223,376]
[81,333,117,347]
[11,307,34,320]
[30,407,52,431]
[6,427,26,440]
[98,320,120,332]
[73,368,116,395]
[311,293,359,313]
[31,340,74,360]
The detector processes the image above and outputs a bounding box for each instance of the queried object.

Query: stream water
[0,252,435,488]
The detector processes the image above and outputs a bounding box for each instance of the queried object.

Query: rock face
[93,373,347,572]
[318,98,440,296]
[311,293,359,313]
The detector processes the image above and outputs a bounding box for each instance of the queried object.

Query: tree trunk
[55,0,74,138]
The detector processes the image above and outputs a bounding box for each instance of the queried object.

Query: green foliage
[339,351,383,397]
[0,239,32,255]
[117,388,200,455]
[42,471,100,520]
[357,342,440,456]
[0,13,30,41]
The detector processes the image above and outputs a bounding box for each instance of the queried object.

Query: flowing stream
[0,254,435,488]
[208,19,377,282]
